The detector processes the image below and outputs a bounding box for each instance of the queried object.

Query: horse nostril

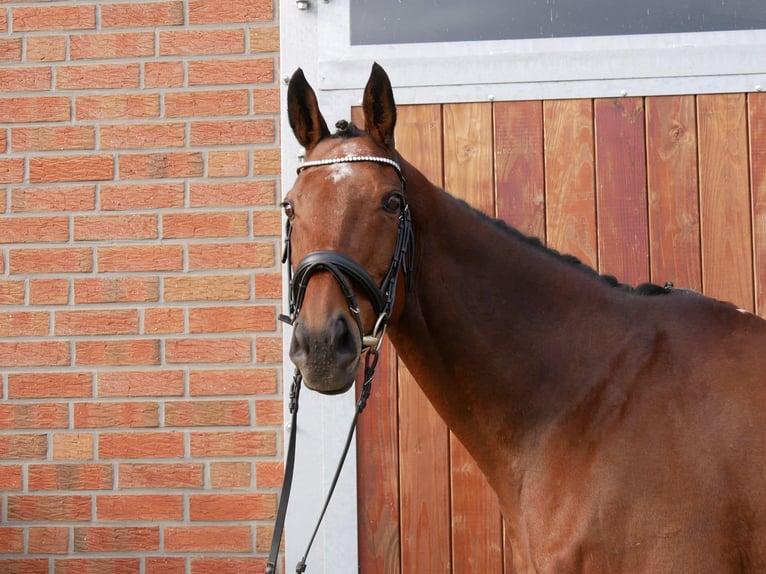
[331,315,358,366]
[289,322,309,367]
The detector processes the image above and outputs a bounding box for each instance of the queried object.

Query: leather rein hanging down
[265,155,413,574]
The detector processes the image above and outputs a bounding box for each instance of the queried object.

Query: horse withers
[283,63,766,572]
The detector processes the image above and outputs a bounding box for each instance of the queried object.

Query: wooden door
[356,93,766,573]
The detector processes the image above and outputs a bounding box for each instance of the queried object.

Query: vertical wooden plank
[443,102,505,574]
[698,94,754,311]
[543,99,598,266]
[395,104,452,573]
[494,100,546,239]
[645,96,702,291]
[749,92,766,318]
[594,97,650,284]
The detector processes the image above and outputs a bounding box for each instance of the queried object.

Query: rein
[265,155,413,574]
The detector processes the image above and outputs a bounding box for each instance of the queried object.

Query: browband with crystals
[296,155,404,181]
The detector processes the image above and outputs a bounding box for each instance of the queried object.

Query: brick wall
[0,1,283,572]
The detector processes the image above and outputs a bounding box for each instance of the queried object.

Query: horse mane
[337,119,673,297]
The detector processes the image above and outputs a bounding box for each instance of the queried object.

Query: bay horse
[283,63,766,572]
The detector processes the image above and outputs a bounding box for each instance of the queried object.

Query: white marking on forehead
[327,161,354,183]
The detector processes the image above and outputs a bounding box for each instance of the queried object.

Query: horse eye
[382,193,403,214]
[281,201,295,219]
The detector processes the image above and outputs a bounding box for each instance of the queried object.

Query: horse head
[283,63,412,394]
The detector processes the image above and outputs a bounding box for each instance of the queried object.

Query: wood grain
[645,95,702,291]
[494,100,546,239]
[697,94,754,311]
[543,99,598,265]
[749,92,766,318]
[594,97,650,285]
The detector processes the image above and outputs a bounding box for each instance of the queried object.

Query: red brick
[29,155,114,183]
[256,335,281,363]
[0,281,26,305]
[101,2,184,28]
[144,307,185,335]
[144,61,184,88]
[163,275,251,302]
[12,185,96,212]
[117,463,203,488]
[165,400,250,427]
[55,558,141,574]
[119,152,203,179]
[189,0,273,24]
[189,305,275,333]
[28,464,113,491]
[0,341,70,367]
[12,125,95,152]
[208,150,250,177]
[0,528,25,553]
[0,465,23,490]
[0,38,22,61]
[26,36,67,62]
[97,494,184,521]
[99,432,184,460]
[73,527,159,552]
[98,370,185,397]
[29,279,70,305]
[0,96,69,123]
[0,560,48,574]
[8,372,92,399]
[162,212,248,239]
[160,29,245,56]
[0,158,24,183]
[0,217,69,243]
[253,209,281,236]
[189,180,275,207]
[75,402,159,429]
[210,461,252,489]
[0,67,51,92]
[190,493,275,521]
[0,403,68,430]
[188,242,275,271]
[75,94,159,120]
[189,431,276,457]
[255,461,283,489]
[191,557,268,574]
[0,311,50,337]
[253,87,280,113]
[57,64,140,90]
[7,495,91,522]
[13,5,95,31]
[55,310,139,336]
[28,527,69,554]
[74,214,158,241]
[100,122,185,150]
[70,32,154,59]
[164,525,252,552]
[100,182,184,210]
[187,58,273,86]
[189,368,277,396]
[147,557,186,574]
[75,339,160,366]
[9,247,92,274]
[190,119,274,146]
[74,277,159,304]
[98,245,182,272]
[253,148,281,175]
[0,434,48,460]
[255,399,282,425]
[165,337,252,364]
[164,89,249,117]
[52,433,94,460]
[250,26,280,53]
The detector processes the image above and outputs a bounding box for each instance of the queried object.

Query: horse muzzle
[289,312,361,394]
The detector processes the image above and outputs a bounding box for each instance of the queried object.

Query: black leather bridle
[266,155,414,574]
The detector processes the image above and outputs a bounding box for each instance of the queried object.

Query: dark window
[350,0,766,45]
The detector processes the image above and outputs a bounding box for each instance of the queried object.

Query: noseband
[266,154,414,574]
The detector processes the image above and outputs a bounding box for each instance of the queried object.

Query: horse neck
[388,160,629,487]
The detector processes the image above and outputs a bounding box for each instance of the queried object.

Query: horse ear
[363,62,397,148]
[287,68,330,151]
